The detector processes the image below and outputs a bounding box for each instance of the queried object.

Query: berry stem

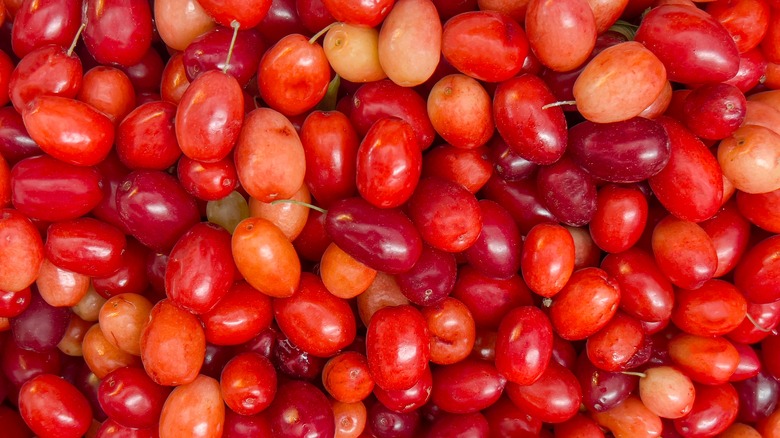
[746,312,773,332]
[309,22,339,45]
[621,371,646,378]
[222,20,241,74]
[609,20,639,42]
[67,23,87,57]
[316,74,341,111]
[270,199,328,214]
[542,100,577,110]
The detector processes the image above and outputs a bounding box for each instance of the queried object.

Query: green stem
[222,20,241,74]
[309,22,339,45]
[609,20,639,41]
[270,199,328,214]
[316,74,341,111]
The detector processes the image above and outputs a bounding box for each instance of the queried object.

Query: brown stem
[67,23,87,57]
[746,312,773,332]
